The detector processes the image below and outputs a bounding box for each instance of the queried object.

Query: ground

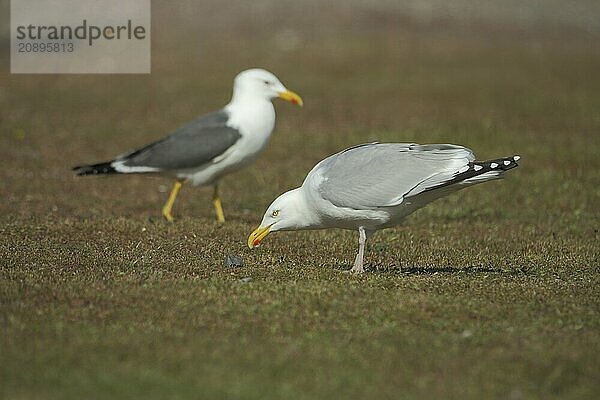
[1,2,599,399]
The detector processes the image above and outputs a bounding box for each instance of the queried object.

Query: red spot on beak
[291,98,298,105]
[253,239,261,247]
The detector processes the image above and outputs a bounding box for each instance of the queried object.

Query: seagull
[248,143,520,273]
[73,68,303,222]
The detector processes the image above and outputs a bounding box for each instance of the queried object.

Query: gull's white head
[248,188,316,248]
[232,68,303,106]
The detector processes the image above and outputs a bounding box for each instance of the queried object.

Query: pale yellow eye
[271,210,280,217]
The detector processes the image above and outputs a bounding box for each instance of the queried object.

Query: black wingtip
[72,161,118,176]
[444,154,520,185]
[468,155,520,174]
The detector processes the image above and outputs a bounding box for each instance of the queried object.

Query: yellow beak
[278,89,303,106]
[248,224,273,249]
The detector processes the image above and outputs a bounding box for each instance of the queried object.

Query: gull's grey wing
[119,110,241,170]
[310,143,475,209]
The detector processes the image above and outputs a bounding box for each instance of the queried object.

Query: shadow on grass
[333,264,531,275]
[397,265,502,275]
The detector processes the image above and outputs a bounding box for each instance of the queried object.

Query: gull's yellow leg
[162,180,183,222]
[213,185,225,223]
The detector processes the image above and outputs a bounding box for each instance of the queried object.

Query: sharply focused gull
[248,143,520,273]
[73,68,303,222]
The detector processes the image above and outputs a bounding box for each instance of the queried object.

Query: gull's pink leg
[350,226,367,274]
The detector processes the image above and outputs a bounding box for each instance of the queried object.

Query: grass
[1,3,599,399]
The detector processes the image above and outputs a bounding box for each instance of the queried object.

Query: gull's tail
[402,154,520,214]
[72,161,118,176]
[418,155,520,195]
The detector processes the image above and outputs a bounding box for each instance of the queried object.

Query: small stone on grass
[224,255,244,268]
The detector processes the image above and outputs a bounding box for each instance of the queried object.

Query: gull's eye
[264,80,271,85]
[271,210,280,217]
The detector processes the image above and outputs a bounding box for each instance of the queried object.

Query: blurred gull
[73,68,303,222]
[248,143,519,273]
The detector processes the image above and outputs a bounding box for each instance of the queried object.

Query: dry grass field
[1,2,599,399]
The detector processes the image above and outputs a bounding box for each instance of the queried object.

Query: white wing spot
[503,160,511,166]
[474,165,483,171]
[513,155,521,161]
[490,162,499,168]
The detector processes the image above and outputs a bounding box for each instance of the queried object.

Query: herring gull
[248,143,519,273]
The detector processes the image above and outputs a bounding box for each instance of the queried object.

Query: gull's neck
[289,187,323,230]
[225,90,275,137]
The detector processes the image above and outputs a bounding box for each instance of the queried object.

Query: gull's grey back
[120,110,242,171]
